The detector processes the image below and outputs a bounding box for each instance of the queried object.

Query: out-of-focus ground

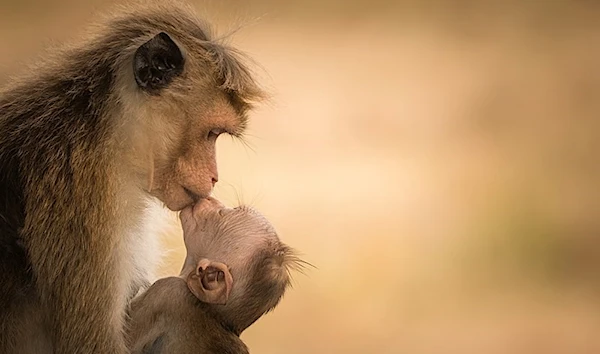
[2,1,600,353]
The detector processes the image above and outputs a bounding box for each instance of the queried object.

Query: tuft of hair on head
[208,44,267,102]
[274,244,314,289]
[194,0,274,103]
[100,0,268,107]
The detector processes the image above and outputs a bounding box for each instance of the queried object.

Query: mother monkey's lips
[183,187,201,203]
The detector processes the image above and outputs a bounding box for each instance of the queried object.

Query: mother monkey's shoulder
[0,2,264,353]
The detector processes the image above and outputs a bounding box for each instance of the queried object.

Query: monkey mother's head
[102,3,263,211]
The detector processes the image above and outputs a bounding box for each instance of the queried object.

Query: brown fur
[127,198,303,353]
[127,277,250,354]
[0,2,263,353]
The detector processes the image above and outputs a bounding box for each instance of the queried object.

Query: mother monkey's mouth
[183,187,201,203]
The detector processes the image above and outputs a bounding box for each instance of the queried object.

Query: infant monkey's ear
[187,259,233,305]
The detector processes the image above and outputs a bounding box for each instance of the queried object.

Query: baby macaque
[127,197,302,354]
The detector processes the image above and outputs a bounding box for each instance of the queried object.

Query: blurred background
[2,0,600,353]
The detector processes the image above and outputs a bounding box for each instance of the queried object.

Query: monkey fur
[0,2,263,353]
[126,197,304,354]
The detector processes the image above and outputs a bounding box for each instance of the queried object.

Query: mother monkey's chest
[119,199,171,300]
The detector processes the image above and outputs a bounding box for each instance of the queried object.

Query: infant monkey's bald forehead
[181,197,280,264]
[181,198,303,333]
[207,206,285,275]
[180,197,297,289]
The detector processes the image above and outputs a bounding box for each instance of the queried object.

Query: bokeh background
[2,1,600,353]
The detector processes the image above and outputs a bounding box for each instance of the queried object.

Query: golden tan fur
[0,1,263,353]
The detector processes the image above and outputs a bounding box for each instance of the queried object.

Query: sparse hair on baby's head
[179,197,309,334]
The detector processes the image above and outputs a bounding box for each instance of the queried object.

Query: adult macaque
[127,197,303,354]
[0,2,262,353]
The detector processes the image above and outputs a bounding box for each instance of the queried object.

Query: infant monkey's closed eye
[126,198,307,354]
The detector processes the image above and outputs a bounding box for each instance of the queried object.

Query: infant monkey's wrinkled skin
[127,197,301,354]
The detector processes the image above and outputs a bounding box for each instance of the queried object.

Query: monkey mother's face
[127,31,257,211]
[145,94,242,212]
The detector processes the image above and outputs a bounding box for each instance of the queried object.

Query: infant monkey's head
[179,197,301,335]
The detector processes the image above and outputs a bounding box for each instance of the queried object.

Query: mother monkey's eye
[207,128,223,140]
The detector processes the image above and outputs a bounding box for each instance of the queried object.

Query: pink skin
[178,197,273,298]
[179,197,230,275]
[179,196,226,229]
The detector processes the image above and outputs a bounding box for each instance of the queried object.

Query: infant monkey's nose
[193,196,226,215]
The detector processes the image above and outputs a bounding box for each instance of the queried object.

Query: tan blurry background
[2,0,600,353]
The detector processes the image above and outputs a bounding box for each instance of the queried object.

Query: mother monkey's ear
[187,259,233,305]
[134,32,185,92]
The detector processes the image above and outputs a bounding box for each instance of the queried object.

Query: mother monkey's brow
[0,2,265,354]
